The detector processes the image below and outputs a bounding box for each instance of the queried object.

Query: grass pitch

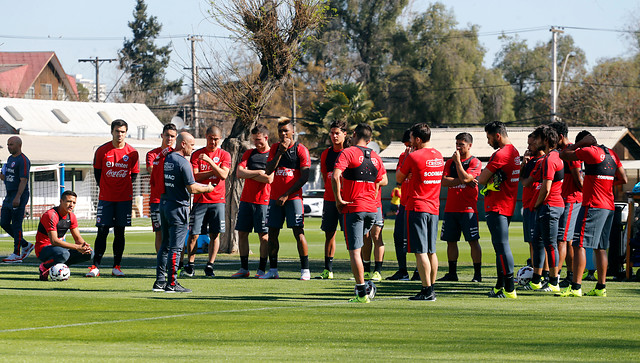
[1,218,639,361]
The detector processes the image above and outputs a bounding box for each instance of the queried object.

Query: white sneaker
[20,242,35,260]
[112,265,125,277]
[259,268,279,279]
[2,253,22,263]
[300,269,311,280]
[85,265,100,277]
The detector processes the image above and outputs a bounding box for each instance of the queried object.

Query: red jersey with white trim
[146,146,173,204]
[575,145,622,210]
[190,147,231,204]
[239,148,271,205]
[560,143,583,204]
[538,150,565,208]
[484,144,520,216]
[443,156,481,213]
[399,148,444,214]
[35,207,78,257]
[522,155,544,211]
[334,146,386,214]
[320,146,343,202]
[93,142,139,202]
[397,152,410,206]
[268,142,311,201]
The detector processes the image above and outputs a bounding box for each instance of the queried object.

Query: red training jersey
[560,143,583,204]
[538,150,565,208]
[399,147,444,214]
[239,148,271,205]
[146,146,173,204]
[397,152,410,206]
[443,156,481,213]
[575,145,622,210]
[320,146,343,202]
[483,144,520,216]
[268,142,311,201]
[522,155,544,211]
[334,146,386,214]
[35,207,78,257]
[93,142,139,202]
[190,147,231,204]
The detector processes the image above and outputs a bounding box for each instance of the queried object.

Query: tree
[118,0,182,105]
[201,0,328,253]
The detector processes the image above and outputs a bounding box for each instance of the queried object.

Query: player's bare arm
[331,168,350,212]
[187,182,215,195]
[477,167,494,186]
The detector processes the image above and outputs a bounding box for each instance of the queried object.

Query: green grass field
[1,218,639,361]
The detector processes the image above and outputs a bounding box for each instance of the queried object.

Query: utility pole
[78,57,117,102]
[292,81,297,141]
[185,35,203,137]
[550,26,564,122]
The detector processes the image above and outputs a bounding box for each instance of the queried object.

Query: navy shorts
[235,201,268,233]
[342,212,376,250]
[393,205,406,244]
[321,200,343,232]
[406,211,438,254]
[440,212,480,242]
[522,208,535,243]
[572,206,614,250]
[266,199,304,229]
[557,202,581,242]
[150,203,161,232]
[189,203,226,235]
[96,200,132,227]
[533,204,564,246]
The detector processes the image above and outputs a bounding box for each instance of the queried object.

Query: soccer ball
[516,266,534,286]
[50,264,70,281]
[354,281,377,300]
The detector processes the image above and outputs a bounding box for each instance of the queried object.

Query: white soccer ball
[517,266,534,286]
[354,281,377,300]
[50,264,70,281]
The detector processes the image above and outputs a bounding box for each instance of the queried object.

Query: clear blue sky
[1,0,638,98]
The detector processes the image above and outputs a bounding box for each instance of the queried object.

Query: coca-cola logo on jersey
[105,169,128,178]
[426,159,444,167]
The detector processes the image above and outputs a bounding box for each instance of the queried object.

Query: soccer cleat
[112,265,125,277]
[370,271,382,282]
[363,272,371,280]
[315,269,334,280]
[254,269,266,278]
[586,287,607,297]
[411,270,421,281]
[488,287,504,298]
[38,263,50,281]
[559,278,571,288]
[348,295,371,303]
[152,280,166,292]
[555,286,582,297]
[521,281,543,291]
[548,283,560,292]
[259,268,279,279]
[85,265,100,277]
[231,268,250,278]
[164,282,192,293]
[300,269,311,280]
[503,290,518,299]
[2,253,22,263]
[437,273,459,282]
[385,270,410,281]
[471,275,483,282]
[204,264,215,277]
[409,291,437,301]
[182,264,195,277]
[20,242,35,260]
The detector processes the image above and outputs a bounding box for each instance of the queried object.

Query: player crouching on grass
[35,191,93,281]
[332,123,387,303]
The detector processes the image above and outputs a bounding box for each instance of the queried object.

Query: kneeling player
[35,191,93,280]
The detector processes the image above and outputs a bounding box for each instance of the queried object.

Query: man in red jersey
[397,123,444,301]
[558,131,626,297]
[182,125,231,278]
[523,125,564,292]
[232,124,273,278]
[549,121,583,288]
[262,118,311,280]
[146,123,177,253]
[439,132,483,283]
[87,119,139,277]
[316,120,348,280]
[478,121,520,299]
[332,123,387,303]
[520,133,545,267]
[35,191,93,281]
[361,188,385,281]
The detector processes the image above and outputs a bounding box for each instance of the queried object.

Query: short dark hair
[575,130,595,143]
[401,129,411,143]
[549,121,568,138]
[484,121,507,136]
[532,125,559,149]
[206,125,222,136]
[251,123,269,136]
[111,119,128,132]
[277,117,292,128]
[329,120,348,133]
[410,123,431,143]
[61,190,77,200]
[456,132,473,144]
[162,123,177,134]
[353,123,372,143]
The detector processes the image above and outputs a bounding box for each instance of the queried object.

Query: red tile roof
[0,52,78,99]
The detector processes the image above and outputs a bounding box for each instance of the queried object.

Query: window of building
[25,87,35,99]
[41,84,53,100]
[57,85,67,101]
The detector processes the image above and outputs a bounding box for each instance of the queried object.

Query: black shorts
[96,200,132,227]
[235,201,268,233]
[440,212,480,242]
[321,200,343,232]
